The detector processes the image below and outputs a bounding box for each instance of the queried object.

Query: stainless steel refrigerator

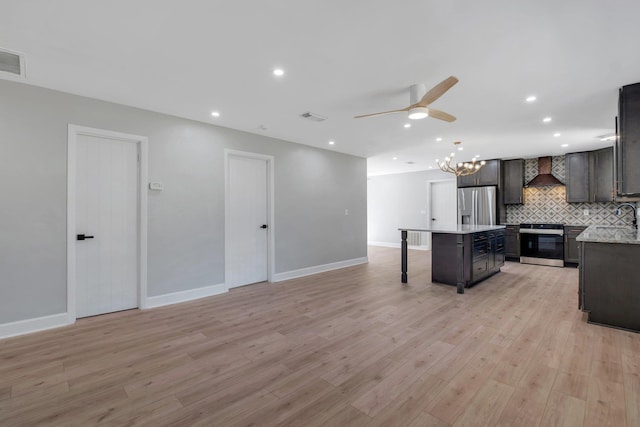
[457,186,497,225]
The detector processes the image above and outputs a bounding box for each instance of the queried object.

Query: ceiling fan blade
[428,108,456,122]
[417,76,459,107]
[354,107,409,119]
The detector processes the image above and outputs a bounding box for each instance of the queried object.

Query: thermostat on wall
[149,182,164,191]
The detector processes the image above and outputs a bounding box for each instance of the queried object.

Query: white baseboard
[272,257,368,282]
[144,283,227,309]
[368,241,401,249]
[368,241,429,251]
[0,313,71,340]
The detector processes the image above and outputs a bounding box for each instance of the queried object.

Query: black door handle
[77,234,95,241]
[260,224,268,229]
[432,218,437,221]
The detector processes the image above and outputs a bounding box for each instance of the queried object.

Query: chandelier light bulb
[435,141,487,177]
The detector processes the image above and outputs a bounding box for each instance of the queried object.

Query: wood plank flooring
[1,246,639,426]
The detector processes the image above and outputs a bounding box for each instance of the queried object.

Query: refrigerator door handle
[472,189,478,225]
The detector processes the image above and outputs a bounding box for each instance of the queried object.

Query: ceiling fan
[354,76,458,122]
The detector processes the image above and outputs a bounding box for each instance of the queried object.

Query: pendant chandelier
[435,141,486,176]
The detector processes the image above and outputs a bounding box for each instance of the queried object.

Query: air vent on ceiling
[0,48,25,78]
[300,112,327,122]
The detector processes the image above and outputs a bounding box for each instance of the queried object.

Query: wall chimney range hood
[525,156,564,187]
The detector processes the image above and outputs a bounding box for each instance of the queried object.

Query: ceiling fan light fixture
[408,106,428,120]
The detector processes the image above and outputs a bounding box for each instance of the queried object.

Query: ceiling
[2,1,639,176]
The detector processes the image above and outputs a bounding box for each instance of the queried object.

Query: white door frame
[67,124,148,323]
[224,149,275,288]
[427,178,457,250]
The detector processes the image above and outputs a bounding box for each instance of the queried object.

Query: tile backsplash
[505,156,634,226]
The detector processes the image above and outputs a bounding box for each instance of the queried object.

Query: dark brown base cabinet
[564,225,586,266]
[580,241,640,332]
[505,225,520,260]
[432,230,505,293]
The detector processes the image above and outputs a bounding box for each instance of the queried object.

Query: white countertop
[576,224,640,245]
[399,225,506,235]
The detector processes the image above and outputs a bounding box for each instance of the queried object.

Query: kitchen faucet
[615,202,638,228]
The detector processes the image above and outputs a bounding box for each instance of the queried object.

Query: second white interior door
[75,133,139,318]
[429,180,457,248]
[227,155,268,288]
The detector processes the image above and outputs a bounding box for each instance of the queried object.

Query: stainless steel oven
[519,223,564,267]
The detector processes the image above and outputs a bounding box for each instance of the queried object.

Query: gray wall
[367,169,454,245]
[0,79,367,324]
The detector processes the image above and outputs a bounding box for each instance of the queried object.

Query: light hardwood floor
[1,246,639,426]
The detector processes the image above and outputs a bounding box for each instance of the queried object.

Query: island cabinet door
[472,232,489,279]
[494,231,505,267]
[432,233,474,287]
[431,233,460,285]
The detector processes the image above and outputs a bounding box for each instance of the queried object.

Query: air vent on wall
[300,112,328,122]
[0,48,25,78]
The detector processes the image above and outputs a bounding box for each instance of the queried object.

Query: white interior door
[227,155,268,288]
[75,134,139,318]
[428,180,457,248]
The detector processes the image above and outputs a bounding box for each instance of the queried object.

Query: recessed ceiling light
[475,154,480,158]
[543,117,552,123]
[429,166,433,169]
[273,68,284,76]
[561,144,569,147]
[328,140,335,145]
[211,111,220,117]
[392,157,398,160]
[554,133,561,137]
[404,123,411,128]
[526,96,537,102]
[436,137,443,142]
[458,147,464,151]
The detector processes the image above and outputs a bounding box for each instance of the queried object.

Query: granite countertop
[399,225,506,234]
[576,224,640,244]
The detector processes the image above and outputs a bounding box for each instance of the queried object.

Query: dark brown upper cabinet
[502,159,524,204]
[594,147,614,202]
[457,159,501,187]
[565,148,614,203]
[565,152,592,202]
[617,82,640,197]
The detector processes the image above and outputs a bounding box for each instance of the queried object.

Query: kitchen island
[577,225,640,332]
[399,225,506,294]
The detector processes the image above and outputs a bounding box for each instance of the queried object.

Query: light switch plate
[149,182,164,191]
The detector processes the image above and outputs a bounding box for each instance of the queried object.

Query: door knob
[77,234,95,241]
[260,224,268,229]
